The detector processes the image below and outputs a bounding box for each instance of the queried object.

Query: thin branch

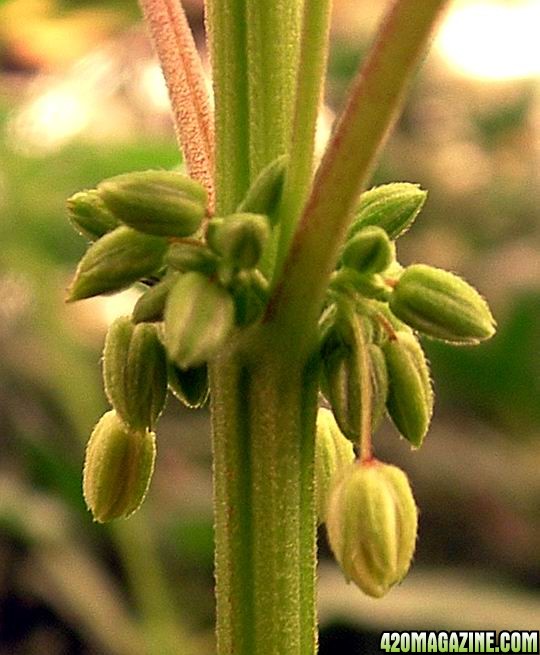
[139,0,215,212]
[268,0,449,338]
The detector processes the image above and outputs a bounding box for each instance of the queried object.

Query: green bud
[103,317,167,430]
[321,315,388,441]
[350,183,427,240]
[67,226,167,301]
[231,270,269,326]
[83,410,156,523]
[168,362,209,409]
[236,154,287,220]
[166,241,217,275]
[132,273,179,324]
[330,268,391,301]
[382,331,433,448]
[341,226,395,274]
[326,459,418,598]
[67,189,119,241]
[315,408,355,524]
[98,170,207,238]
[389,264,496,344]
[164,272,235,369]
[368,343,389,430]
[207,213,270,269]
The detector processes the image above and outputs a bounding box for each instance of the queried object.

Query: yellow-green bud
[382,331,433,448]
[236,154,287,220]
[132,273,179,324]
[82,410,156,523]
[315,408,355,524]
[164,272,235,369]
[326,459,418,598]
[98,170,207,238]
[67,226,167,301]
[168,362,209,409]
[350,183,427,240]
[341,226,395,274]
[103,317,167,431]
[67,189,119,241]
[207,213,270,269]
[389,264,496,344]
[166,242,217,275]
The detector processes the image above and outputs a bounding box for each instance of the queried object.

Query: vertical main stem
[210,334,318,655]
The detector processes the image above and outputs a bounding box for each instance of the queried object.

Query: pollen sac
[83,410,156,523]
[168,362,209,409]
[164,272,235,369]
[67,189,119,241]
[326,459,418,598]
[389,264,496,344]
[66,226,167,301]
[382,331,433,448]
[236,154,287,220]
[321,315,388,441]
[315,408,355,524]
[166,242,217,276]
[206,213,270,270]
[349,183,427,240]
[341,226,395,275]
[132,273,180,324]
[98,170,207,238]
[103,317,168,431]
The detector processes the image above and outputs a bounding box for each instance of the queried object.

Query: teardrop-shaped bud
[132,273,179,324]
[164,272,235,369]
[168,362,209,409]
[207,213,270,270]
[349,183,427,240]
[166,242,217,275]
[315,408,355,524]
[98,170,207,237]
[83,410,156,523]
[382,331,433,448]
[67,189,119,241]
[103,317,167,430]
[389,264,496,344]
[321,314,388,441]
[67,226,167,301]
[236,154,287,220]
[341,226,395,274]
[326,459,418,598]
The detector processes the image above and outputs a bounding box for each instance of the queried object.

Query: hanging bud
[66,226,167,301]
[389,264,496,344]
[168,362,209,409]
[321,314,388,441]
[206,213,270,269]
[83,410,156,523]
[103,317,168,431]
[236,154,287,220]
[315,408,355,524]
[166,241,217,275]
[382,331,433,448]
[67,189,119,241]
[349,183,427,240]
[132,273,179,324]
[98,170,207,238]
[341,226,395,274]
[164,272,235,369]
[326,459,418,598]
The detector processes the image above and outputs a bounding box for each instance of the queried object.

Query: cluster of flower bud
[68,162,288,521]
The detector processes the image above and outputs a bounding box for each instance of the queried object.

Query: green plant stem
[269,0,449,336]
[273,0,333,283]
[210,332,318,655]
[205,0,250,214]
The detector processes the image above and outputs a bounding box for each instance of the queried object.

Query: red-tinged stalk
[139,0,215,212]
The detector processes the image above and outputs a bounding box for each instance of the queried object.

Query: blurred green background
[0,1,539,653]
